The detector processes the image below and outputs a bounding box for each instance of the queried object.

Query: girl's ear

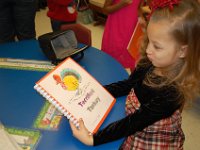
[179,45,188,58]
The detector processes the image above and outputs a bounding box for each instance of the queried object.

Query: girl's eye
[154,45,162,50]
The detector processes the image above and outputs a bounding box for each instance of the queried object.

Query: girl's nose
[146,44,152,54]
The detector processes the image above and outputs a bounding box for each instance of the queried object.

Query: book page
[35,58,115,133]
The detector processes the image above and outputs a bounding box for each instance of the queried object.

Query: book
[0,122,21,150]
[127,21,144,61]
[0,121,41,150]
[0,58,55,71]
[33,101,63,130]
[34,57,116,133]
[5,127,41,150]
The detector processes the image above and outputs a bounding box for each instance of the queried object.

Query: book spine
[34,84,79,127]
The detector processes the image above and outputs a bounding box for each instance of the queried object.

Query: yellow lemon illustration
[63,75,79,91]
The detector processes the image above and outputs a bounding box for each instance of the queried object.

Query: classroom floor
[35,9,200,150]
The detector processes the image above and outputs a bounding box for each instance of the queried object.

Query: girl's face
[146,20,184,68]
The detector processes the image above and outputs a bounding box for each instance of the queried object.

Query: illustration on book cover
[52,68,94,106]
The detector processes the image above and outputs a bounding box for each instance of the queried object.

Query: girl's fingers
[69,118,85,133]
[78,118,84,129]
[69,120,78,134]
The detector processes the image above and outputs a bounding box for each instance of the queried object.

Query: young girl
[101,0,141,69]
[70,0,200,149]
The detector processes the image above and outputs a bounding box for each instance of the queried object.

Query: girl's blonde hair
[138,0,200,107]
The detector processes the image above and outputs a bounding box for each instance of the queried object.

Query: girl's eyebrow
[152,40,163,48]
[151,40,161,45]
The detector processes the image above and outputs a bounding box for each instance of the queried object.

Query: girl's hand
[69,118,94,146]
[120,0,133,6]
[104,0,132,14]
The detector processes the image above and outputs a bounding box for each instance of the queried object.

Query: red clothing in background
[47,0,77,22]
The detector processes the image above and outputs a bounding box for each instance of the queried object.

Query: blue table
[0,40,128,149]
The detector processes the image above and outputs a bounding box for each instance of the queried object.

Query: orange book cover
[127,21,144,61]
[34,57,116,134]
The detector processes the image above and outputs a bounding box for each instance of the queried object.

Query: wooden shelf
[89,3,107,25]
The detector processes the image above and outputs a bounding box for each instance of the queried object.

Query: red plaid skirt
[120,89,185,150]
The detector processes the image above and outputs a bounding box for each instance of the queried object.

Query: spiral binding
[34,84,79,128]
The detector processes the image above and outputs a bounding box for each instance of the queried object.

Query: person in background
[0,0,36,44]
[69,0,200,149]
[47,0,77,31]
[36,0,47,11]
[101,0,141,70]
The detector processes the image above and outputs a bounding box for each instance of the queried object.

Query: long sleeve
[104,65,151,97]
[93,85,181,146]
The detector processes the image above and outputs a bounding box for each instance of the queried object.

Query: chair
[60,23,92,46]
